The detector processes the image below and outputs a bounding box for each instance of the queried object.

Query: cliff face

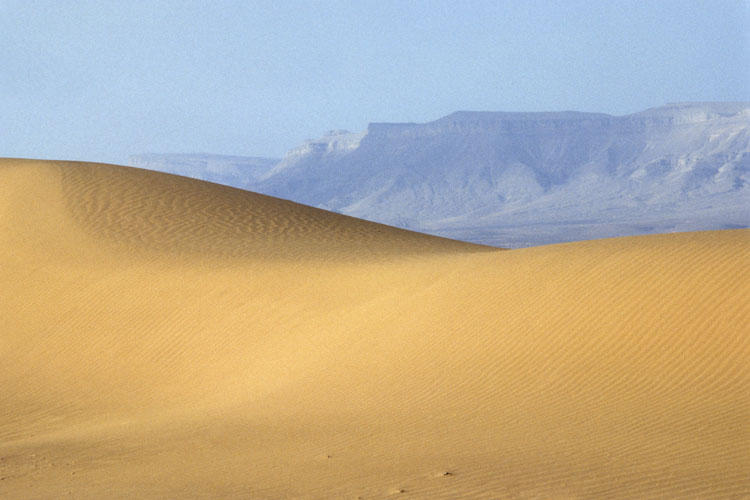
[130,103,749,247]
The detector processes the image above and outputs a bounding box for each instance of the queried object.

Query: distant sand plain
[1,159,748,499]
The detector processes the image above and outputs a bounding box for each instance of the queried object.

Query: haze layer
[1,159,748,499]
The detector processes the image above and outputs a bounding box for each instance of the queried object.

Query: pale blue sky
[1,0,748,165]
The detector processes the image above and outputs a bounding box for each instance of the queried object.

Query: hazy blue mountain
[130,103,749,247]
[129,153,279,188]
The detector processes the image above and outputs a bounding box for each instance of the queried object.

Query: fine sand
[1,158,748,499]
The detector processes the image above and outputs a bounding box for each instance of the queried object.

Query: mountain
[129,153,279,188]
[129,103,750,247]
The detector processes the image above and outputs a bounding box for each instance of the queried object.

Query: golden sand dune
[1,158,748,499]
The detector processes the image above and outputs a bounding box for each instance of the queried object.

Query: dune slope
[1,159,748,499]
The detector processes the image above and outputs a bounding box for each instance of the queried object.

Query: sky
[1,0,748,165]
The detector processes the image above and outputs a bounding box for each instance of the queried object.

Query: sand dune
[1,158,748,499]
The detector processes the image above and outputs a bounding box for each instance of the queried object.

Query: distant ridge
[130,102,750,247]
[128,153,280,189]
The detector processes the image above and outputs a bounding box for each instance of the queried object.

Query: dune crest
[1,159,748,499]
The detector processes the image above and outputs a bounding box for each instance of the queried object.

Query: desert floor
[1,159,748,499]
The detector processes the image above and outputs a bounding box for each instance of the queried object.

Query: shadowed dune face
[0,158,748,499]
[57,160,489,260]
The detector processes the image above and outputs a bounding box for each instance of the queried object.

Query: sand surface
[1,158,748,499]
